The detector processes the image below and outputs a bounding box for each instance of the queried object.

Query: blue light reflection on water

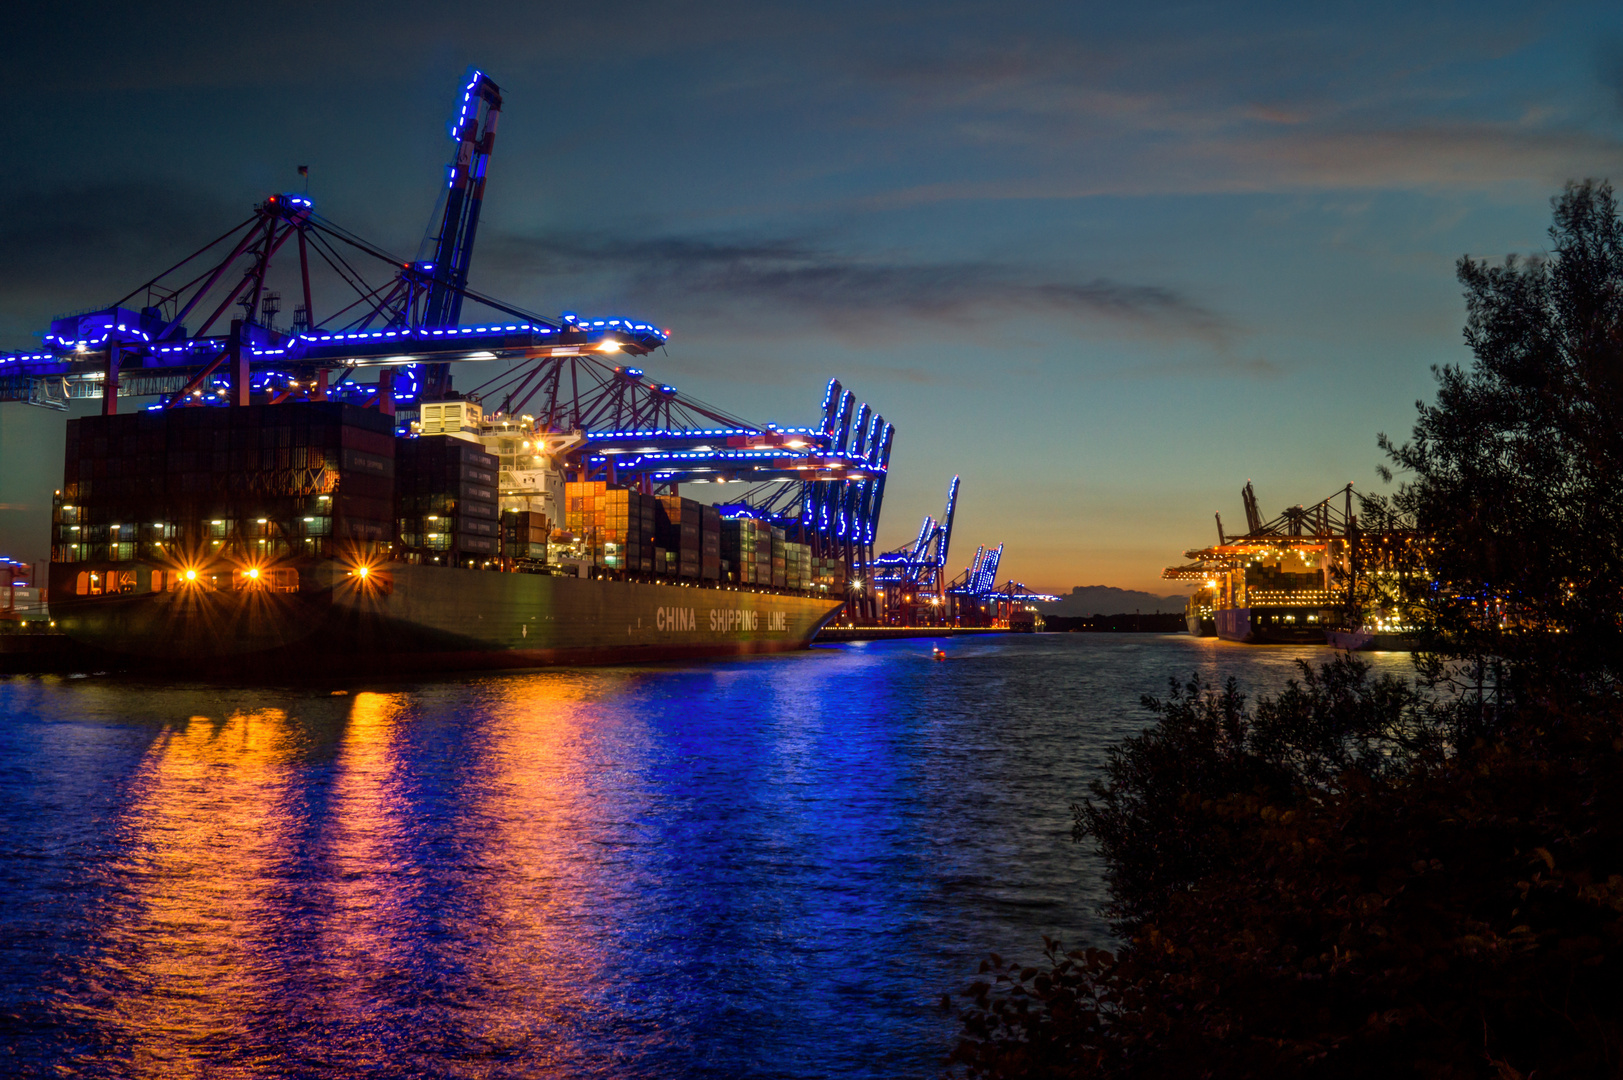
[0,634,1414,1078]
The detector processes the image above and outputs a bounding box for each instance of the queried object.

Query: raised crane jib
[978,543,1004,592]
[423,69,503,399]
[1241,481,1262,535]
[931,475,960,571]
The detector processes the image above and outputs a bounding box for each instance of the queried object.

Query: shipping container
[55,401,396,566]
[395,433,499,563]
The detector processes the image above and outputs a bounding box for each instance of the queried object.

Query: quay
[814,626,1007,642]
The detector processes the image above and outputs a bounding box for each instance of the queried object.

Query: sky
[1,1,1621,592]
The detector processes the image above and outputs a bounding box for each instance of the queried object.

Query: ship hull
[49,561,845,674]
[1214,606,1327,645]
[1323,628,1416,652]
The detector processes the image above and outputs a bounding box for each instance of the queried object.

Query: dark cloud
[478,230,1235,343]
[814,10,1619,199]
[0,1,835,94]
[0,183,245,342]
[1600,38,1623,116]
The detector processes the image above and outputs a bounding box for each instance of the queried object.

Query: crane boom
[422,69,504,399]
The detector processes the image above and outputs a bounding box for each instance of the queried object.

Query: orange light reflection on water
[303,690,412,1057]
[71,676,647,1075]
[99,707,302,1077]
[448,673,625,1063]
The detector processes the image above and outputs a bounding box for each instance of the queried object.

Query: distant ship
[1165,483,1352,645]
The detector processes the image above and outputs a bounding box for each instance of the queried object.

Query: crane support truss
[0,192,668,414]
[677,377,896,619]
[1174,481,1358,571]
[0,70,665,415]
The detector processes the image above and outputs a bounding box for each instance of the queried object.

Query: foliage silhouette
[952,184,1623,1078]
[1368,179,1623,705]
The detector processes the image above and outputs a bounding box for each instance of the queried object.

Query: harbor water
[0,634,1415,1078]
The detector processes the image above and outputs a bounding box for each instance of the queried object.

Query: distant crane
[945,544,1059,625]
[869,476,959,625]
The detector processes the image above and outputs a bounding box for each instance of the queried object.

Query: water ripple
[0,635,1412,1078]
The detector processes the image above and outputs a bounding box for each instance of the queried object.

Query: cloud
[0,182,245,343]
[477,230,1236,344]
[842,119,1623,211]
[812,11,1623,202]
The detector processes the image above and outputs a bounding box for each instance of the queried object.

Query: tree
[1077,657,1426,933]
[951,185,1623,1077]
[1372,180,1623,704]
[953,689,1623,1079]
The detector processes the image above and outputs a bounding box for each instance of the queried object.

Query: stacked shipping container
[655,495,701,579]
[54,402,396,569]
[811,554,847,594]
[720,518,759,584]
[604,487,657,573]
[700,504,721,581]
[501,509,549,562]
[564,481,658,572]
[769,526,788,589]
[51,404,851,599]
[395,435,500,564]
[718,522,831,591]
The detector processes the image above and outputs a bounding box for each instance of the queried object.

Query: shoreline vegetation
[950,182,1623,1079]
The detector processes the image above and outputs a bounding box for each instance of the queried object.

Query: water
[0,634,1414,1078]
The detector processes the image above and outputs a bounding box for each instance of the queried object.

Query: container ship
[1163,483,1427,647]
[17,71,897,674]
[1183,585,1216,637]
[1163,483,1352,644]
[47,400,848,672]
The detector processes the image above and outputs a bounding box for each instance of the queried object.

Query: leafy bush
[953,662,1623,1078]
[1077,656,1430,931]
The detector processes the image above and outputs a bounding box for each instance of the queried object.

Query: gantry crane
[867,475,959,625]
[0,69,894,599]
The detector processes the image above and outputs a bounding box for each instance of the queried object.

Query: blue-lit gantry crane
[950,566,1061,628]
[865,476,958,625]
[863,478,1061,627]
[944,541,1060,627]
[0,69,893,596]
